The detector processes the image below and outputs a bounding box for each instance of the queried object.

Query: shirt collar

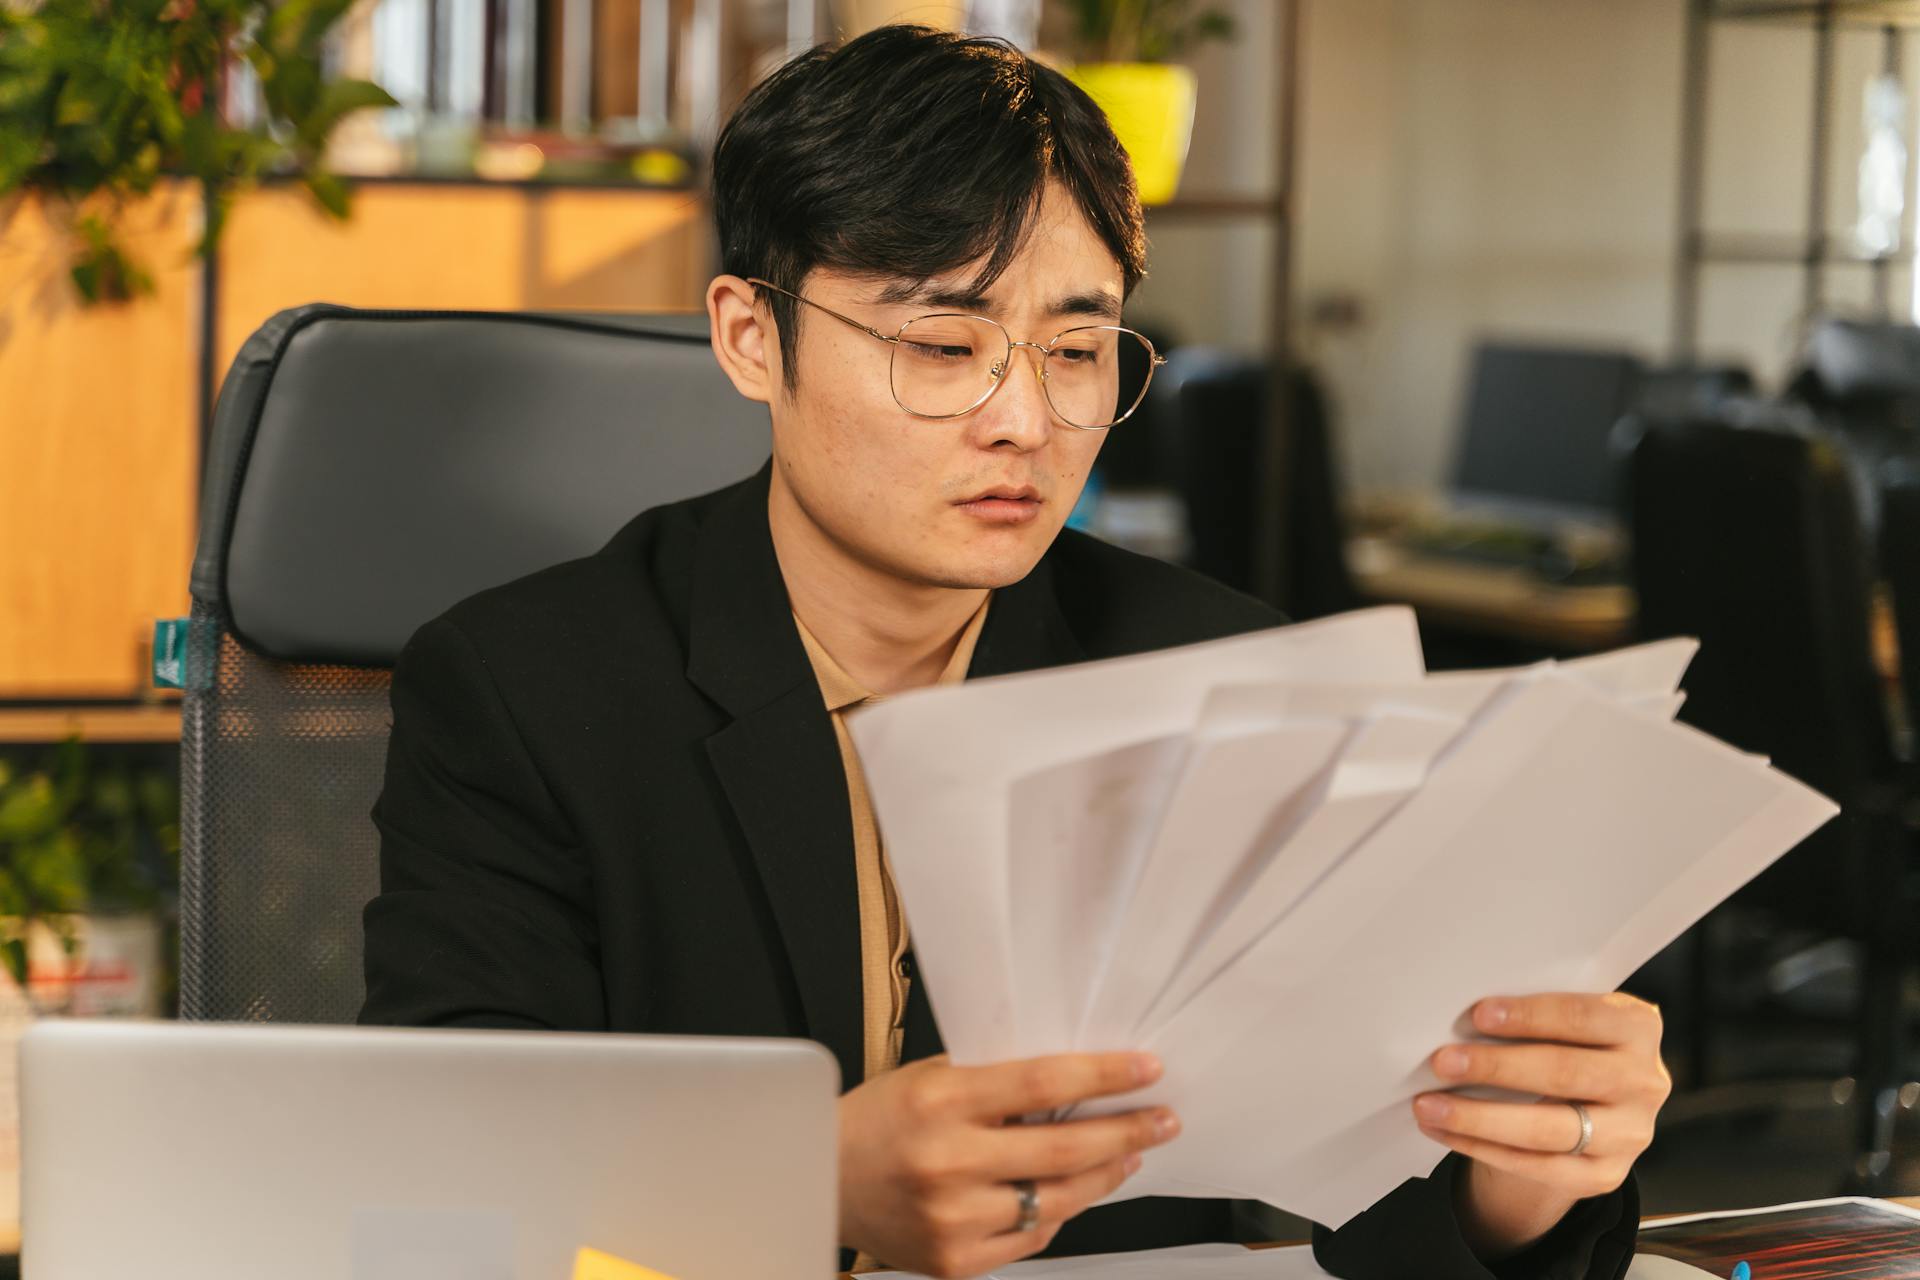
[794,594,994,713]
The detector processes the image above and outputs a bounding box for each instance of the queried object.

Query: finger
[1431,1041,1626,1102]
[951,1052,1163,1121]
[1471,992,1662,1049]
[1417,1124,1628,1201]
[939,1156,1140,1275]
[968,1107,1180,1180]
[1413,1094,1645,1158]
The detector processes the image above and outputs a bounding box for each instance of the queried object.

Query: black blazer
[361,463,1638,1277]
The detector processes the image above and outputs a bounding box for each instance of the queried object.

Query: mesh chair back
[1623,413,1892,925]
[180,305,770,1022]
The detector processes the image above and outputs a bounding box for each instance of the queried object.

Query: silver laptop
[21,1020,838,1280]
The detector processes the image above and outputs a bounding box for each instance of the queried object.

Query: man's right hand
[837,1051,1181,1278]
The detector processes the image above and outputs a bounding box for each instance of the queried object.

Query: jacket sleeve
[359,614,607,1031]
[1311,1153,1640,1280]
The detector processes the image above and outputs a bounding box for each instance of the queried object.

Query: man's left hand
[1411,992,1671,1258]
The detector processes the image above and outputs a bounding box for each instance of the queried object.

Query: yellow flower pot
[1065,62,1197,206]
[832,0,968,33]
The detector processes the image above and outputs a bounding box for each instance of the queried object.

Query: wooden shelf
[1695,231,1917,266]
[0,705,182,745]
[1145,195,1286,220]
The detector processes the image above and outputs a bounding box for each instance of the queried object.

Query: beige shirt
[792,596,993,1083]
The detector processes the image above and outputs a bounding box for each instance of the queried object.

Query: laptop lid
[21,1020,837,1280]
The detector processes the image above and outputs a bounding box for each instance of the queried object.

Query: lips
[956,485,1040,504]
[954,486,1044,526]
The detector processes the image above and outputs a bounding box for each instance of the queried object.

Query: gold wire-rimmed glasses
[747,277,1167,430]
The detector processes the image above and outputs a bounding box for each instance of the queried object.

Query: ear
[706,274,780,405]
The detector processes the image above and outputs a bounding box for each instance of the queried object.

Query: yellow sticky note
[571,1246,680,1280]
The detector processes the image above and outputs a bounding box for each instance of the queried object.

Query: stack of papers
[847,607,1838,1229]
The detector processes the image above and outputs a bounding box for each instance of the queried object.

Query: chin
[917,538,1055,590]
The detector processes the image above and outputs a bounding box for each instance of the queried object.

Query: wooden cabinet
[1,179,710,704]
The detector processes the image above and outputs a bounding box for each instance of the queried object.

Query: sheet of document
[1069,718,1353,1055]
[849,608,1426,1066]
[1110,675,1835,1215]
[1119,705,1468,1049]
[1099,639,1699,1053]
[850,614,1837,1231]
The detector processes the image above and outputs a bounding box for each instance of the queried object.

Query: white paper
[849,609,1426,1066]
[1633,1194,1920,1229]
[1124,676,1834,1196]
[850,615,1838,1232]
[1072,718,1353,1054]
[1128,708,1465,1046]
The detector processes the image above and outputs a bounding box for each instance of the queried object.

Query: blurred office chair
[1793,318,1920,538]
[1161,352,1362,620]
[1622,412,1915,1187]
[1630,363,1755,419]
[1884,458,1920,741]
[178,304,771,1024]
[1805,318,1920,403]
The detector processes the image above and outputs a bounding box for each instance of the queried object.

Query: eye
[901,339,975,362]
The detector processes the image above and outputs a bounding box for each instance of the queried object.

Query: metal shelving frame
[1674,0,1916,361]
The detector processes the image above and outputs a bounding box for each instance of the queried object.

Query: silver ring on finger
[1011,1179,1041,1233]
[1565,1101,1593,1156]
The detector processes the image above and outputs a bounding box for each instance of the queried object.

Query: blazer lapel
[686,464,1093,1083]
[687,465,866,1091]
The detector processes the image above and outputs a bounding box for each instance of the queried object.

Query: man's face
[765,182,1121,590]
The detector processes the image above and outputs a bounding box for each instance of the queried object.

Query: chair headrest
[193,304,771,666]
[1806,317,1920,400]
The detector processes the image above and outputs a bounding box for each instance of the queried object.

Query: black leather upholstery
[195,305,770,665]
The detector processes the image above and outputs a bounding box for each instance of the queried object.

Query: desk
[1347,534,1635,654]
[843,1197,1920,1274]
[1348,536,1907,697]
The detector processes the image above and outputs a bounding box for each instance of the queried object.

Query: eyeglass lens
[890,316,1155,428]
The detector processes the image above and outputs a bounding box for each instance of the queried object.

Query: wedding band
[1012,1179,1041,1233]
[1566,1101,1593,1156]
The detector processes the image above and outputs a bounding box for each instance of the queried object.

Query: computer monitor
[22,1020,838,1280]
[1450,341,1645,523]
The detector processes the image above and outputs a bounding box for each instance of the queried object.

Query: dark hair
[711,24,1146,390]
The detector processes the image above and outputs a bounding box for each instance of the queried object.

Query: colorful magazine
[1636,1198,1920,1279]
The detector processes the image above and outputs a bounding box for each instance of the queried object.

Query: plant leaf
[304,168,348,219]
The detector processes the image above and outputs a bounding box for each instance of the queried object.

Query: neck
[768,470,987,697]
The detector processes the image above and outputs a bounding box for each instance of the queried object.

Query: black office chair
[1884,458,1920,742]
[1622,411,1915,1187]
[1792,318,1920,539]
[178,304,771,1024]
[1160,353,1361,620]
[1631,363,1755,418]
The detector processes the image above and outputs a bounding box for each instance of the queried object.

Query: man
[361,24,1667,1279]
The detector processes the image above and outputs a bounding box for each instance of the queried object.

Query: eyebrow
[872,280,1124,322]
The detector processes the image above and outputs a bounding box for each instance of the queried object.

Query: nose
[969,343,1053,451]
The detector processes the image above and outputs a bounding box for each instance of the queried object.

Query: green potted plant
[0,738,180,1014]
[1057,0,1235,205]
[0,0,396,303]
